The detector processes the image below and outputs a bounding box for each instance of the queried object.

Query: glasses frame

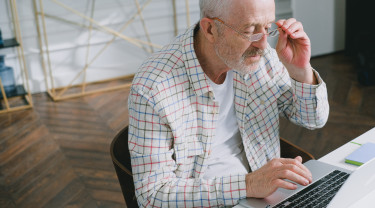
[211,17,279,42]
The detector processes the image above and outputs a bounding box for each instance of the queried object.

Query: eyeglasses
[211,17,279,42]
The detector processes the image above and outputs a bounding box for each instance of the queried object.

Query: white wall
[268,0,294,47]
[293,0,346,57]
[0,0,200,93]
[0,0,345,94]
[271,0,346,56]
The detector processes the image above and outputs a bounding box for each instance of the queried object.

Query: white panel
[292,0,346,56]
[0,0,200,93]
[276,0,293,16]
[269,0,294,48]
[1,0,346,94]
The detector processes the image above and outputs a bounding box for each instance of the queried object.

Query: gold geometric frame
[0,0,33,114]
[33,0,192,101]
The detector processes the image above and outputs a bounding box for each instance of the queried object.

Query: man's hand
[275,18,317,85]
[245,156,313,198]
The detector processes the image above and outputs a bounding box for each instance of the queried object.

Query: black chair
[110,126,138,208]
[280,137,315,162]
[110,126,314,207]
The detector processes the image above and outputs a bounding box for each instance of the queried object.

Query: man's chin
[248,62,260,71]
[235,62,259,76]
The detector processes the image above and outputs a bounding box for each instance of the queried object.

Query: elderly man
[128,0,329,207]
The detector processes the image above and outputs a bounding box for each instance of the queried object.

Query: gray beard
[214,48,260,76]
[213,42,264,76]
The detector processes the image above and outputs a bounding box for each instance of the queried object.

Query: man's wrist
[288,64,318,85]
[304,66,318,85]
[245,173,254,198]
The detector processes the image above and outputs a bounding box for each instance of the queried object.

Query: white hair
[199,0,231,19]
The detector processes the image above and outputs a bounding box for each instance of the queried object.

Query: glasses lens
[268,23,279,37]
[250,33,264,42]
[268,29,279,37]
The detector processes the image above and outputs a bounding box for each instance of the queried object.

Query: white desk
[319,127,375,171]
[233,127,375,208]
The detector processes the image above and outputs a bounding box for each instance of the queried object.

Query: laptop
[238,158,375,208]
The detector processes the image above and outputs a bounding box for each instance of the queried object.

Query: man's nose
[251,34,268,50]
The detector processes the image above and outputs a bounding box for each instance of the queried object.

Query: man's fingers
[295,156,303,163]
[279,157,302,165]
[276,28,288,51]
[283,21,303,35]
[276,19,286,27]
[280,18,297,30]
[274,179,298,190]
[279,158,313,182]
[278,165,311,186]
[246,157,313,198]
[276,19,308,44]
[293,160,313,182]
[291,158,312,180]
[284,163,309,178]
[289,30,309,41]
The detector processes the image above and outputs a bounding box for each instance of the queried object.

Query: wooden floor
[1,52,375,207]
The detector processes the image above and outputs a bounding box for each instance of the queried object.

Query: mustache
[243,48,264,57]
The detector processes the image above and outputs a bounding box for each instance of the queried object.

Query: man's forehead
[242,17,275,28]
[229,14,275,29]
[228,0,275,28]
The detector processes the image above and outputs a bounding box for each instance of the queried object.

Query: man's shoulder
[131,36,187,94]
[131,26,197,95]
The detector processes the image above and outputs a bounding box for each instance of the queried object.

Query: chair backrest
[110,126,139,208]
[280,137,315,162]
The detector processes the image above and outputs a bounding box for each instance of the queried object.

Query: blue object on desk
[345,142,375,166]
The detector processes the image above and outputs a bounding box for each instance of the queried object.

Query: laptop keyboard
[273,170,350,208]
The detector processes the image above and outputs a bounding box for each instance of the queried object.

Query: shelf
[0,0,33,114]
[0,38,20,49]
[0,85,27,99]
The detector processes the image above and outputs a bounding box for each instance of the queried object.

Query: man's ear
[199,18,217,43]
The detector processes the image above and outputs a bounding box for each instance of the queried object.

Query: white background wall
[0,0,345,94]
[293,0,346,57]
[0,0,201,93]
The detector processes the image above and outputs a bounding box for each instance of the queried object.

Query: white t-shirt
[203,70,250,180]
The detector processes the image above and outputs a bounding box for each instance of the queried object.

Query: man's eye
[243,29,255,34]
[265,24,272,32]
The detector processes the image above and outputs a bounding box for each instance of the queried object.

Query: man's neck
[194,28,230,84]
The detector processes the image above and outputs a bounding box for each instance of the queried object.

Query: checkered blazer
[128,24,329,207]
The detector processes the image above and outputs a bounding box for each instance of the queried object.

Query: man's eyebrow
[241,23,255,29]
[241,19,276,29]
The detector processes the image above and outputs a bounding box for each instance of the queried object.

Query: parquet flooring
[1,52,375,207]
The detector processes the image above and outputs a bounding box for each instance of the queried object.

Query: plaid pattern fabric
[128,24,329,208]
